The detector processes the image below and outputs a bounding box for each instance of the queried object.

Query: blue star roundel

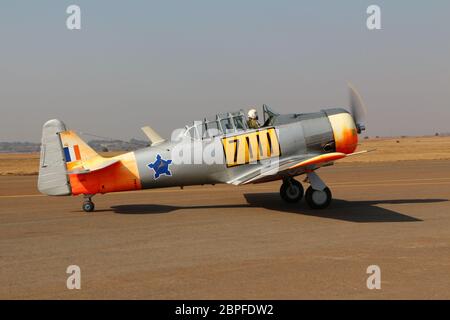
[148,154,172,179]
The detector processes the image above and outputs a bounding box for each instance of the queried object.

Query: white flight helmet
[248,108,258,120]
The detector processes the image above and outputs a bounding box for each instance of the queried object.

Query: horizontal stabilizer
[141,126,165,146]
[67,158,121,175]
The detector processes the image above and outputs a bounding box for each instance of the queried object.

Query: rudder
[38,119,72,196]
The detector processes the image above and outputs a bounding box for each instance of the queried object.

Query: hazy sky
[1,0,449,142]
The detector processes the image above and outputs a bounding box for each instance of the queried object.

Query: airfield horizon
[0,136,449,176]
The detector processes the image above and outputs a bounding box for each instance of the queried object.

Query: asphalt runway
[1,160,450,299]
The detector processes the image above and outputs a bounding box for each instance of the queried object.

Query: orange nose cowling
[327,112,358,154]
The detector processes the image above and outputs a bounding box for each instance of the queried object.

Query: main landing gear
[280,172,332,209]
[305,186,332,209]
[280,178,304,203]
[82,195,95,212]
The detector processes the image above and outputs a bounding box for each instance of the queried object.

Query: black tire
[305,186,332,209]
[280,179,304,203]
[82,201,95,212]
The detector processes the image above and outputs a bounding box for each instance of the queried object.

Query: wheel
[280,179,304,203]
[305,186,332,209]
[82,201,95,212]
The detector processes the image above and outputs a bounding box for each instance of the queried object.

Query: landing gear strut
[280,178,304,203]
[82,195,95,212]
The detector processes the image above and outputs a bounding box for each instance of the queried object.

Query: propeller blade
[348,82,367,133]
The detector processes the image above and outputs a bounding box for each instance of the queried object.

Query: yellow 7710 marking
[222,128,281,167]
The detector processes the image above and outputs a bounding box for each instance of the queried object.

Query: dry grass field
[0,153,40,176]
[0,136,449,175]
[340,136,450,163]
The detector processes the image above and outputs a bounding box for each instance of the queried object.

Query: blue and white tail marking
[63,144,81,163]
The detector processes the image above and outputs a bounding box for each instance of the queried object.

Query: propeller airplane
[38,84,369,212]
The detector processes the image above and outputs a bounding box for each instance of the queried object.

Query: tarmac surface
[1,160,450,299]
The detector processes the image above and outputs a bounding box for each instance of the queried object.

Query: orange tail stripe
[74,145,81,161]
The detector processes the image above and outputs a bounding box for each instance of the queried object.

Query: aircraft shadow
[242,193,438,223]
[109,193,448,223]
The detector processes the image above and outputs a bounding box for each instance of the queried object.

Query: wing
[287,152,347,169]
[229,150,369,185]
[227,155,310,185]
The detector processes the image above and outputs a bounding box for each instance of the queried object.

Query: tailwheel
[280,179,304,203]
[82,195,95,212]
[305,186,332,209]
[82,201,95,212]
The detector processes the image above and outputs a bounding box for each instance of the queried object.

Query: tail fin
[37,119,72,196]
[38,119,102,196]
[59,130,101,171]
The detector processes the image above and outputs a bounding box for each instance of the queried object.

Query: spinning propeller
[348,83,367,134]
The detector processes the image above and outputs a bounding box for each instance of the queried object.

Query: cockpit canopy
[182,105,284,140]
[184,110,248,140]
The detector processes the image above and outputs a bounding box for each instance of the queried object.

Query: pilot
[247,108,260,129]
